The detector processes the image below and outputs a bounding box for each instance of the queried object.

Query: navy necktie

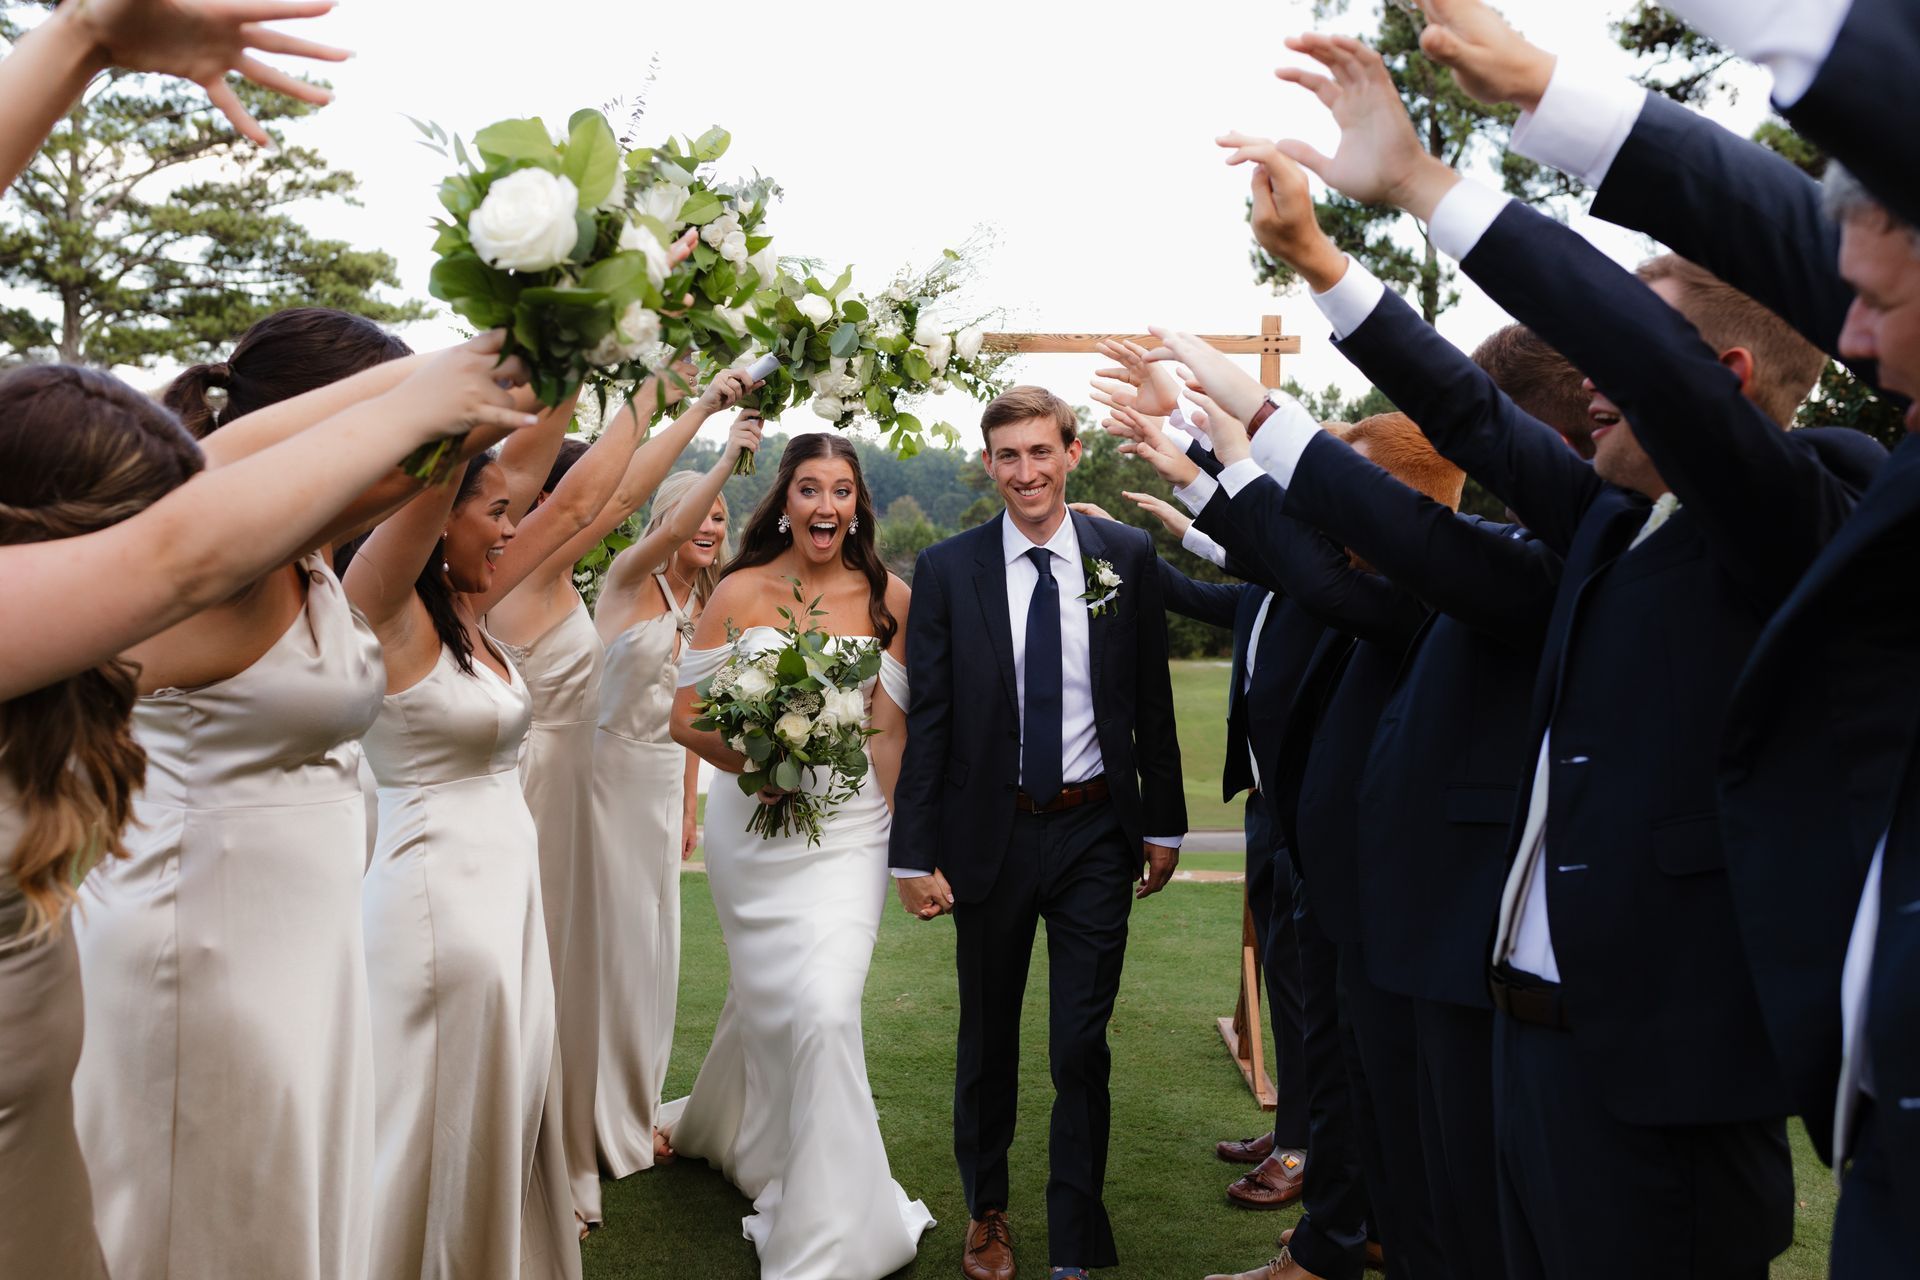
[1022,546,1063,808]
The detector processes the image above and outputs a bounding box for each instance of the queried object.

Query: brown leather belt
[1488,962,1571,1030]
[1015,776,1110,814]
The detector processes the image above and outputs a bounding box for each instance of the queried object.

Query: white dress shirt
[1656,0,1853,106]
[1244,592,1275,792]
[1170,387,1322,516]
[1510,59,1649,188]
[1834,831,1886,1170]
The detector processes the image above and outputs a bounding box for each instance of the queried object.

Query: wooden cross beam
[982,315,1300,390]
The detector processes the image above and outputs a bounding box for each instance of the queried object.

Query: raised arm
[0,0,346,191]
[0,335,534,700]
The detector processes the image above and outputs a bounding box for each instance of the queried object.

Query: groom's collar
[1002,508,1079,568]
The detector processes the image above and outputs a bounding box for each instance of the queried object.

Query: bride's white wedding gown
[662,627,933,1280]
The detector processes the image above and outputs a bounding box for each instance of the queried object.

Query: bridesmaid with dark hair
[346,351,693,1278]
[71,308,549,1280]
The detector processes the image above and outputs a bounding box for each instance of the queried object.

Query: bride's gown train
[661,627,933,1280]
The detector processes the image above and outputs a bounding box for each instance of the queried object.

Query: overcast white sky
[148,1,1777,437]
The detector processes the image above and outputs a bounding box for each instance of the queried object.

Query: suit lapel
[971,512,1020,717]
[1072,511,1108,705]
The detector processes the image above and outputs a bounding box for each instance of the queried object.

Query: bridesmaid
[592,414,763,1177]
[488,368,760,1229]
[0,342,533,1279]
[345,368,675,1280]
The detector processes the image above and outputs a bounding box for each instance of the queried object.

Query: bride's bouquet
[413,111,773,478]
[689,584,883,846]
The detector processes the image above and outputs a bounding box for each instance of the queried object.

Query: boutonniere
[1080,556,1122,618]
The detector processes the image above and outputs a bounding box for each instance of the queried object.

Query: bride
[666,431,933,1279]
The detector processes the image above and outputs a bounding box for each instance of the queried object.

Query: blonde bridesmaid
[489,369,759,1229]
[593,419,761,1177]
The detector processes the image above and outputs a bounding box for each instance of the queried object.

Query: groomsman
[1410,7,1920,1265]
[1261,35,1884,1278]
[890,387,1187,1280]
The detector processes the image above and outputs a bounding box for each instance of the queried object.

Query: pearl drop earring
[847,517,860,535]
[777,515,791,535]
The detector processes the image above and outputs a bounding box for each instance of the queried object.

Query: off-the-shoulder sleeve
[676,644,732,689]
[878,651,909,709]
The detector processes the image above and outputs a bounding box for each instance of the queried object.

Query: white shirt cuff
[1173,470,1220,515]
[1181,524,1230,569]
[1511,57,1647,187]
[1310,255,1387,341]
[890,867,931,879]
[1658,0,1849,106]
[1146,834,1185,850]
[1170,400,1211,446]
[1218,457,1266,499]
[1249,395,1322,485]
[1427,179,1514,262]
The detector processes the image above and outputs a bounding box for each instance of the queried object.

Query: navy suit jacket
[1191,469,1427,945]
[889,510,1186,903]
[1281,421,1560,1007]
[1388,199,1883,1124]
[1573,71,1918,1159]
[1781,0,1920,231]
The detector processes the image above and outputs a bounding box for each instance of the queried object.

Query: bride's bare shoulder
[692,569,784,642]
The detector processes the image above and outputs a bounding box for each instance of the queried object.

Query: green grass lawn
[1169,660,1238,833]
[582,873,1837,1279]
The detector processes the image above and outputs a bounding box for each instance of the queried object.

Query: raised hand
[697,367,756,414]
[1217,133,1349,292]
[72,0,350,146]
[1094,337,1185,417]
[1137,841,1180,898]
[724,409,764,464]
[1274,34,1458,221]
[1102,404,1200,487]
[1145,328,1268,426]
[1414,0,1555,111]
[1183,388,1254,466]
[1122,490,1193,540]
[1068,501,1120,523]
[380,331,538,447]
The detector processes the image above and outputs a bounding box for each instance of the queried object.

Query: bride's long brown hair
[720,433,896,648]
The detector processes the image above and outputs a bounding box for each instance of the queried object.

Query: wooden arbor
[982,317,1300,1111]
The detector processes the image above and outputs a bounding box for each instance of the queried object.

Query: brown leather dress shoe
[1202,1244,1328,1280]
[1216,1130,1275,1164]
[1225,1148,1306,1208]
[963,1209,1015,1280]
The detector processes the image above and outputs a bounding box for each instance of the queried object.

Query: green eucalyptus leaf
[829,322,861,359]
[838,299,869,323]
[678,189,725,226]
[563,112,621,208]
[902,349,934,383]
[691,125,732,163]
[473,117,558,166]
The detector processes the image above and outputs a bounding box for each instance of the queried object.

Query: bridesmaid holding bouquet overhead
[593,411,762,1178]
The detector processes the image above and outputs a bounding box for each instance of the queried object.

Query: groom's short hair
[980,385,1077,449]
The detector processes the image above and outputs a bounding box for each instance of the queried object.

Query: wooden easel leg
[1218,886,1278,1110]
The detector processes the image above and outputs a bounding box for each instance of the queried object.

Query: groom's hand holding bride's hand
[1138,842,1179,898]
[895,870,955,920]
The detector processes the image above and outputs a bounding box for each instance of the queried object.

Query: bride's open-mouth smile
[806,520,838,550]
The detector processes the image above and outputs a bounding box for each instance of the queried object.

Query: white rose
[1097,563,1121,588]
[713,304,750,335]
[925,333,953,373]
[616,302,661,350]
[748,246,779,286]
[774,711,814,746]
[886,284,911,303]
[955,325,986,362]
[820,686,866,728]
[635,181,688,229]
[929,377,952,395]
[658,162,695,187]
[468,167,580,273]
[808,369,840,397]
[812,396,846,421]
[701,211,740,249]
[732,667,774,699]
[795,293,834,328]
[617,221,673,288]
[912,316,944,347]
[719,229,750,267]
[727,734,748,753]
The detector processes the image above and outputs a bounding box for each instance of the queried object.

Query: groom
[890,385,1188,1280]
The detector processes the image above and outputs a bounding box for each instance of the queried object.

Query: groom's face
[984,417,1081,531]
